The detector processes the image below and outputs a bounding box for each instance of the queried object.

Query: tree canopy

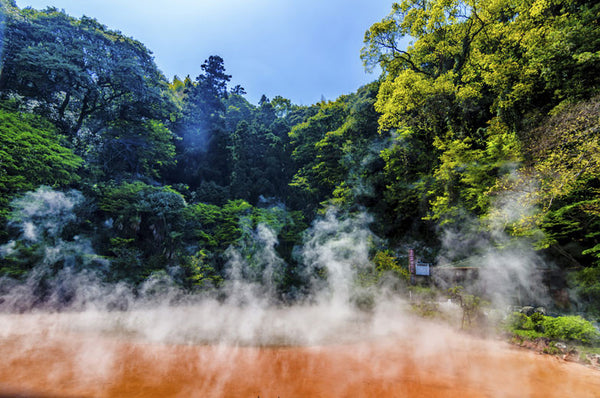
[0,106,81,220]
[1,0,600,314]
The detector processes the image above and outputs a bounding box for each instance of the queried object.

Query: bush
[512,329,544,341]
[507,312,535,331]
[542,316,600,345]
[506,312,600,346]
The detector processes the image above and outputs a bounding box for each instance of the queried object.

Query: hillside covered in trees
[1,0,599,316]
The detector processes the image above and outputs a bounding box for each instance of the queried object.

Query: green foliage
[543,316,600,346]
[506,312,600,346]
[511,328,545,341]
[97,182,186,282]
[184,200,304,257]
[97,119,176,180]
[361,0,600,288]
[289,99,350,199]
[0,240,44,278]
[427,124,522,226]
[527,98,600,214]
[506,312,536,331]
[407,286,443,318]
[0,7,176,137]
[288,83,382,217]
[373,250,410,281]
[183,250,223,289]
[228,118,291,203]
[169,56,231,190]
[499,98,600,269]
[574,266,600,316]
[184,199,252,253]
[181,198,306,293]
[2,0,600,305]
[362,0,478,78]
[0,186,106,279]
[169,57,302,206]
[0,108,82,221]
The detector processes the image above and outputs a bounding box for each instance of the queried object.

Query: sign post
[408,249,415,285]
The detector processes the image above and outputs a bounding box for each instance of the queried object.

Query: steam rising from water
[0,187,408,348]
[0,183,552,346]
[300,210,374,309]
[436,178,550,308]
[1,187,597,397]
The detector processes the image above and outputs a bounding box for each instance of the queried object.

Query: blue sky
[14,0,394,105]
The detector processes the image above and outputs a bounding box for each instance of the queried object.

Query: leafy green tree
[362,1,498,234]
[183,199,253,260]
[169,75,187,99]
[485,98,600,267]
[363,0,600,131]
[256,96,277,127]
[363,0,600,235]
[183,249,223,289]
[0,7,175,137]
[198,55,232,98]
[373,250,410,281]
[427,121,521,226]
[170,55,232,191]
[313,84,382,206]
[95,119,176,180]
[230,84,246,96]
[224,93,255,132]
[288,96,351,212]
[97,182,186,282]
[0,107,82,222]
[271,96,293,118]
[227,118,290,203]
[182,199,305,285]
[527,99,600,215]
[0,187,104,284]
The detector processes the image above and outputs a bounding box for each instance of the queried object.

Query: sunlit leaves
[527,98,600,212]
[288,84,382,214]
[375,70,456,135]
[0,108,82,219]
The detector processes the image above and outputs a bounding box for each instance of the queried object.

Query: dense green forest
[0,0,599,315]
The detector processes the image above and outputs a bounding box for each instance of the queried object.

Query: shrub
[530,312,546,332]
[373,250,410,281]
[513,329,544,341]
[542,316,600,345]
[506,312,534,331]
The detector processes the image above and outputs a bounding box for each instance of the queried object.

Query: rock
[520,306,535,316]
[587,354,600,367]
[554,342,567,353]
[534,307,546,315]
[562,347,579,362]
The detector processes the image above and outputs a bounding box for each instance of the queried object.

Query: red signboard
[408,249,415,274]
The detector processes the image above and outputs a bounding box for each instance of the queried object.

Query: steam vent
[1,0,600,396]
